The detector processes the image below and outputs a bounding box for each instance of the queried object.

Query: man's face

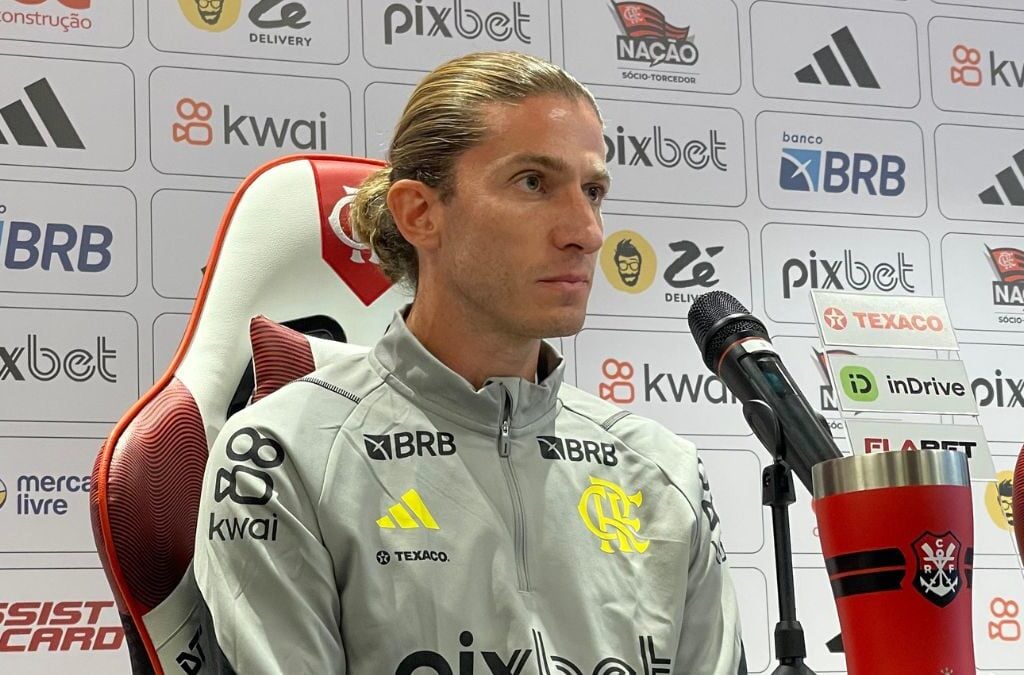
[616,254,642,287]
[431,94,608,339]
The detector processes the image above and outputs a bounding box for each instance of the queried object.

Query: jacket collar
[368,306,565,432]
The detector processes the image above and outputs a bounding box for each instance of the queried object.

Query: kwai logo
[612,1,698,73]
[951,43,1024,89]
[782,248,915,299]
[172,96,327,150]
[600,357,739,407]
[0,335,115,383]
[383,0,531,46]
[605,125,726,172]
[209,427,285,543]
[2,0,94,34]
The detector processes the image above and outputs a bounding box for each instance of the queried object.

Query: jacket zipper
[497,385,530,591]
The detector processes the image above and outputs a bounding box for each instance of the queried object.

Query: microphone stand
[743,400,817,675]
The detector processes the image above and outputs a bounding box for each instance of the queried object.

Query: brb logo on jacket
[172,96,327,150]
[0,215,112,274]
[779,141,906,197]
[383,0,532,46]
[364,431,456,460]
[209,427,284,543]
[537,436,618,467]
[578,476,649,554]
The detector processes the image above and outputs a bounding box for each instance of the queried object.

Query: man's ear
[387,179,442,251]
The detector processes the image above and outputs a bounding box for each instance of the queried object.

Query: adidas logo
[979,148,1024,206]
[0,78,84,149]
[376,489,439,530]
[795,26,879,89]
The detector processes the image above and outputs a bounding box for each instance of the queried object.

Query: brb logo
[778,133,906,197]
[0,205,113,273]
[383,0,531,45]
[172,97,327,150]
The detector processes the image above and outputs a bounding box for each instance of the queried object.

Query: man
[194,51,744,674]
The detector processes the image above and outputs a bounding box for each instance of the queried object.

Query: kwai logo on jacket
[395,629,671,674]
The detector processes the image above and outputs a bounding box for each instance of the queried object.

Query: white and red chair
[90,155,408,673]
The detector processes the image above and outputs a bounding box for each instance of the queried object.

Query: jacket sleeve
[674,457,746,675]
[193,410,345,674]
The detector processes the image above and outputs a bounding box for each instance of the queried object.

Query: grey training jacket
[194,311,745,675]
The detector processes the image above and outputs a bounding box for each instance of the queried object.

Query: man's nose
[555,189,603,254]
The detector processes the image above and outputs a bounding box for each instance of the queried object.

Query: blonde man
[195,51,745,674]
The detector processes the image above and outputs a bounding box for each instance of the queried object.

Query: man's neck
[404,297,541,391]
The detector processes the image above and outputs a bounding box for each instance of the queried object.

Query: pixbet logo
[0,335,115,383]
[951,44,1024,89]
[383,0,531,45]
[173,97,327,150]
[0,204,113,273]
[782,249,915,299]
[971,369,1024,410]
[779,138,906,197]
[605,126,726,171]
[363,431,456,460]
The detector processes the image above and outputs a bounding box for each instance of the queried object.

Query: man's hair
[349,51,601,289]
[614,238,641,261]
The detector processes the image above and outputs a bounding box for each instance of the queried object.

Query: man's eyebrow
[504,153,612,184]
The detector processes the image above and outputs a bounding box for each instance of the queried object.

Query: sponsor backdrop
[1,0,1022,671]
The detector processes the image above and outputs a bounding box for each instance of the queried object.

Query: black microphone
[687,290,842,493]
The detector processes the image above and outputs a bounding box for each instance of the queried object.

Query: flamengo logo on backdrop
[0,600,125,652]
[795,26,879,89]
[978,148,1024,207]
[0,336,115,383]
[612,1,697,69]
[0,211,113,273]
[604,126,726,171]
[598,357,738,407]
[779,138,906,196]
[988,245,1024,307]
[951,43,1024,89]
[383,0,531,45]
[782,248,915,299]
[172,96,327,150]
[0,78,83,150]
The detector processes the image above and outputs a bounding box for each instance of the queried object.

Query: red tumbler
[813,450,975,675]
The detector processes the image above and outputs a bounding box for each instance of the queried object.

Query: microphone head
[688,291,769,372]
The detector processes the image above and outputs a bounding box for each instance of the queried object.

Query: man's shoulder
[558,383,698,458]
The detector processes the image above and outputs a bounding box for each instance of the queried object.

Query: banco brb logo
[840,365,878,402]
[578,476,649,554]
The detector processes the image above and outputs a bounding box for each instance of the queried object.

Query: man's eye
[518,174,543,192]
[586,185,607,203]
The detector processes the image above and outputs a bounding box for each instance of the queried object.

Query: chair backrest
[90,154,409,674]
